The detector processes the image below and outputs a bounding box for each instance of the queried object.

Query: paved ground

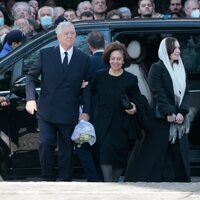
[0,181,200,200]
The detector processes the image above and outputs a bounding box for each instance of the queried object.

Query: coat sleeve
[26,50,42,101]
[127,75,153,133]
[177,79,189,116]
[148,62,176,116]
[81,55,91,114]
[91,71,99,96]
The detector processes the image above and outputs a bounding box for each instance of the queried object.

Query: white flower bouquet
[75,133,92,148]
[71,120,96,148]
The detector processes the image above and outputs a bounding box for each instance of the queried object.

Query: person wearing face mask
[184,0,199,17]
[191,8,200,17]
[0,25,11,50]
[37,6,54,31]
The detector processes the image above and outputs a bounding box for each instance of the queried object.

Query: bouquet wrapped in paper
[71,120,96,148]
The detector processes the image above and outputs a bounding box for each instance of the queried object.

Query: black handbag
[121,94,132,110]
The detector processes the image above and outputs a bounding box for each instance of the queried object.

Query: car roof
[1,18,200,72]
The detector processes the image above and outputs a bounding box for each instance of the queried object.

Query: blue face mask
[40,15,53,28]
[0,17,4,26]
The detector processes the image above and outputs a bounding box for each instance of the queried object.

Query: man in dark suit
[73,31,108,182]
[87,31,108,79]
[75,31,108,181]
[87,31,108,120]
[25,21,91,181]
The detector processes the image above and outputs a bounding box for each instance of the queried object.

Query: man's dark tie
[63,52,68,69]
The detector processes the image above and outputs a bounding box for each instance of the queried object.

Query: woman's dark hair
[103,41,131,68]
[80,11,94,20]
[165,37,178,57]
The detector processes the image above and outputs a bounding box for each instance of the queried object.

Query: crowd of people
[0,0,200,57]
[0,0,196,182]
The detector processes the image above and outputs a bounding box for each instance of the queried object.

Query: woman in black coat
[92,41,143,182]
[125,37,191,182]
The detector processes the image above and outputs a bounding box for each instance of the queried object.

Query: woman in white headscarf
[125,37,190,182]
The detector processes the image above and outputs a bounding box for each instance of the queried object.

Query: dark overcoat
[92,69,145,167]
[125,60,190,182]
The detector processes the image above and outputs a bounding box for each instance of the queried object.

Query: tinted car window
[23,40,58,75]
[0,69,11,91]
[114,31,199,73]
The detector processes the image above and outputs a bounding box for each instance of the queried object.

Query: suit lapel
[68,48,79,70]
[52,46,63,73]
[55,47,80,88]
[51,46,66,89]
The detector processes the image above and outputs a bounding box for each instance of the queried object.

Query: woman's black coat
[125,60,190,182]
[92,69,152,167]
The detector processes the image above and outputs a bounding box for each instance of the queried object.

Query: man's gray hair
[12,2,31,18]
[184,0,199,8]
[117,7,131,17]
[77,1,91,11]
[38,6,54,18]
[55,21,75,35]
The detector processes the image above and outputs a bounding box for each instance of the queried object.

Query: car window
[113,31,200,75]
[180,33,200,74]
[75,34,90,54]
[22,39,58,75]
[0,69,12,92]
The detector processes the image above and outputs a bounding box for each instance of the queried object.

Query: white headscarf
[158,38,186,106]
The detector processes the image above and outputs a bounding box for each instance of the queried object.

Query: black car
[0,19,200,180]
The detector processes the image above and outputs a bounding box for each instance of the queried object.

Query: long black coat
[125,60,190,182]
[92,69,143,168]
[89,51,108,78]
[89,51,108,122]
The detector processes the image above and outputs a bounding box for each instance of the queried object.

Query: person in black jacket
[92,41,144,182]
[125,37,190,182]
[87,31,108,121]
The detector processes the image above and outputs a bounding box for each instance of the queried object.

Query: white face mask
[191,9,200,18]
[0,17,4,26]
[40,15,53,28]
